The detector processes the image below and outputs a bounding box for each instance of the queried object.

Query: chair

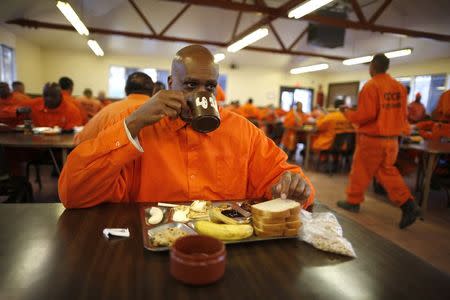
[316,133,356,175]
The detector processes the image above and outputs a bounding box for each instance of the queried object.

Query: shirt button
[190,175,195,180]
[115,141,121,147]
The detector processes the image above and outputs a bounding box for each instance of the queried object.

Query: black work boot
[337,201,360,213]
[399,200,421,229]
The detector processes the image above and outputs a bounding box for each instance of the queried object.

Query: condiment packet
[103,228,130,239]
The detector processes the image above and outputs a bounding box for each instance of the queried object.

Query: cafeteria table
[1,203,448,300]
[0,132,75,173]
[400,140,450,217]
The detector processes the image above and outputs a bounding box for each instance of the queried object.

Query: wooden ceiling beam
[350,0,367,24]
[369,0,392,24]
[6,18,347,60]
[128,0,157,35]
[170,0,450,42]
[269,23,286,50]
[288,27,308,50]
[159,4,191,36]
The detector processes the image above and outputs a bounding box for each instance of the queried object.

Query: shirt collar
[127,94,151,102]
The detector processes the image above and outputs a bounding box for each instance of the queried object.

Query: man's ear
[168,75,173,89]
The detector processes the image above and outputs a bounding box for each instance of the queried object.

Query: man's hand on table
[125,90,187,138]
[271,172,311,205]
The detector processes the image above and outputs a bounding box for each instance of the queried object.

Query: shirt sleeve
[246,125,315,208]
[344,83,378,126]
[58,120,143,208]
[124,119,144,152]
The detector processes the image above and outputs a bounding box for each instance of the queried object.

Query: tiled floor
[22,163,450,275]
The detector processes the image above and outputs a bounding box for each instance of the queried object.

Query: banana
[209,207,238,225]
[195,220,254,241]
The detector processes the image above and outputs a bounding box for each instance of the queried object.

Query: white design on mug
[195,96,209,109]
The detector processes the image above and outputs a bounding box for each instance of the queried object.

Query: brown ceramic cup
[185,91,221,133]
[170,235,226,285]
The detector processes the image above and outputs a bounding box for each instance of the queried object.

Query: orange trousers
[346,135,412,206]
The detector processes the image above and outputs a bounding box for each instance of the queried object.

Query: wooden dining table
[0,132,76,173]
[1,202,448,300]
[400,140,450,217]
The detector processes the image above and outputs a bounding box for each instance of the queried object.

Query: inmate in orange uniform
[59,45,315,209]
[77,96,102,120]
[239,100,260,119]
[12,91,32,102]
[344,73,412,206]
[61,90,88,125]
[31,97,83,130]
[281,105,309,151]
[74,94,150,144]
[416,120,450,141]
[0,83,29,127]
[59,109,315,208]
[312,111,354,151]
[433,90,450,121]
[407,97,426,123]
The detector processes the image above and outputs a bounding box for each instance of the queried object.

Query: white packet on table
[298,210,356,258]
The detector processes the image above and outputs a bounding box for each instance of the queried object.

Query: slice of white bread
[251,199,300,219]
[252,214,299,224]
[252,219,302,231]
[253,225,299,237]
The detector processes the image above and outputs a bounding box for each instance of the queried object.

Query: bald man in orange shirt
[59,45,315,209]
[338,54,419,229]
[74,72,153,144]
[31,83,83,130]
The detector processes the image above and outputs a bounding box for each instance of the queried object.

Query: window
[0,44,15,85]
[413,74,446,113]
[279,87,314,113]
[395,77,412,101]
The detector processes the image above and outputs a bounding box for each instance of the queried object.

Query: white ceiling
[1,0,449,72]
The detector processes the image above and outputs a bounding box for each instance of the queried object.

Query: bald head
[169,45,219,95]
[43,82,62,109]
[125,72,154,96]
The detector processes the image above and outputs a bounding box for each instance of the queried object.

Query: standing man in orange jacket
[338,54,420,229]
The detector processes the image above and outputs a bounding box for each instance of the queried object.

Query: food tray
[139,202,299,252]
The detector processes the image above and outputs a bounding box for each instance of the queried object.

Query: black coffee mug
[185,91,221,133]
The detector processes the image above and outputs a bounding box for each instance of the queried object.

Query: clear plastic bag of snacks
[298,210,356,258]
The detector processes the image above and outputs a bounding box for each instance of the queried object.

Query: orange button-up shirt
[31,98,83,130]
[416,120,450,141]
[77,96,102,120]
[433,90,450,121]
[62,90,88,125]
[58,109,315,209]
[0,95,29,126]
[74,94,150,144]
[312,111,354,151]
[345,73,409,137]
[240,103,260,119]
[12,91,32,102]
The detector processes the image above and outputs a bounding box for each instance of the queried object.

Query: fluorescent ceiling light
[437,86,445,91]
[87,40,104,56]
[214,53,225,63]
[227,28,269,53]
[342,55,373,65]
[288,0,335,19]
[385,48,412,58]
[290,63,329,74]
[343,48,413,66]
[56,1,89,36]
